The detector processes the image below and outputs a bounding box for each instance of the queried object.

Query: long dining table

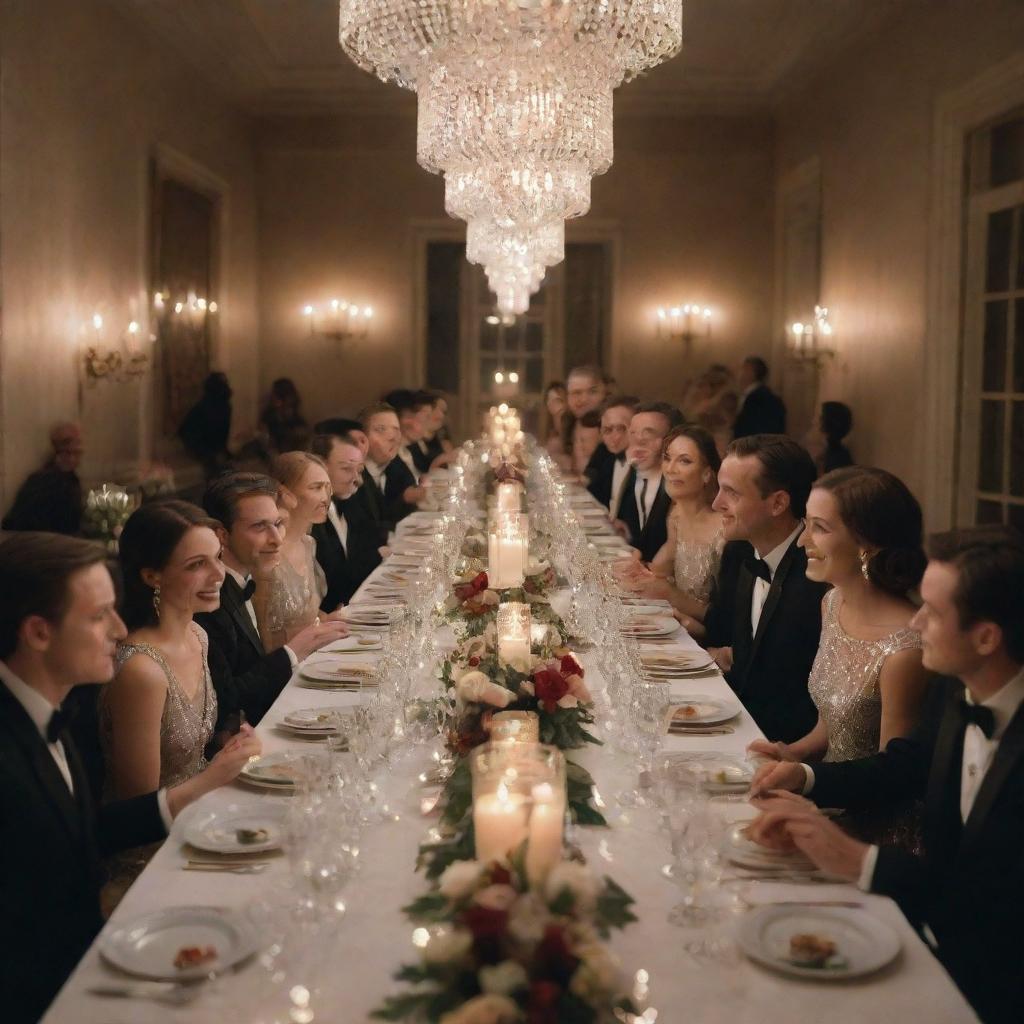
[43,495,979,1024]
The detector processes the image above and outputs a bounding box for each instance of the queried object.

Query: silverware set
[182,859,269,874]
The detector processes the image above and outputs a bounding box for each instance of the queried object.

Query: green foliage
[439,756,473,827]
[595,876,638,938]
[401,891,450,923]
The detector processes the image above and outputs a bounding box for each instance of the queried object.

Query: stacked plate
[620,614,678,638]
[278,706,352,741]
[661,752,754,793]
[664,696,740,732]
[722,819,817,872]
[342,605,398,629]
[641,649,718,680]
[238,752,327,792]
[321,634,382,653]
[298,662,377,690]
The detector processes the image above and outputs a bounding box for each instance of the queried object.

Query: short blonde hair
[271,451,328,492]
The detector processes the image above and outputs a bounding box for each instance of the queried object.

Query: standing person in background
[178,371,233,479]
[818,401,855,473]
[683,365,740,456]
[259,378,310,456]
[732,356,787,439]
[541,381,568,458]
[587,396,639,514]
[2,422,85,536]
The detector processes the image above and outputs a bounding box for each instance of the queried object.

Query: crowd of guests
[0,361,1020,1024]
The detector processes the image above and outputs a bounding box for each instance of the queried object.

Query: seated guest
[818,400,855,473]
[748,467,929,843]
[384,388,429,475]
[616,401,683,562]
[587,395,638,514]
[311,432,382,609]
[704,434,826,743]
[732,356,787,438]
[314,416,370,457]
[197,472,348,727]
[422,390,454,463]
[178,371,233,479]
[618,426,724,636]
[542,380,568,457]
[360,401,424,528]
[2,421,85,535]
[259,377,310,455]
[0,533,256,1024]
[572,409,603,478]
[561,364,610,469]
[747,525,1024,1024]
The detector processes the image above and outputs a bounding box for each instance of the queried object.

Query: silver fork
[88,982,201,1005]
[183,861,267,875]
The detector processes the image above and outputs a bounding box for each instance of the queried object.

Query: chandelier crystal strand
[339,0,682,311]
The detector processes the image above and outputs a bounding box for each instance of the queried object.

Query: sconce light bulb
[508,372,519,384]
[498,403,509,414]
[494,372,504,384]
[303,305,314,316]
[208,301,218,314]
[92,314,103,330]
[363,307,373,318]
[197,298,207,311]
[657,308,666,320]
[153,292,164,307]
[703,308,711,318]
[128,321,139,334]
[682,304,691,314]
[792,322,804,336]
[331,299,340,311]
[670,307,681,317]
[485,314,500,325]
[174,302,184,314]
[821,322,833,336]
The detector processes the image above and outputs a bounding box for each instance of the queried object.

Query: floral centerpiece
[373,855,638,1024]
[82,483,134,551]
[446,570,501,619]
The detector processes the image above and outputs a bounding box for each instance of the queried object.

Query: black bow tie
[959,699,995,739]
[615,453,627,465]
[46,707,73,744]
[239,578,256,603]
[746,557,772,584]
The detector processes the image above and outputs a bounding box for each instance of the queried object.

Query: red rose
[471,571,489,594]
[527,980,562,1024]
[536,924,579,980]
[533,667,569,712]
[461,904,508,942]
[468,656,481,667]
[559,654,583,678]
[488,864,512,886]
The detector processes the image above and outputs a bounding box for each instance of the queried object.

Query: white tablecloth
[43,512,979,1024]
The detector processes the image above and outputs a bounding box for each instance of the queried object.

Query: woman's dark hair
[814,466,926,597]
[821,401,853,443]
[928,525,1024,662]
[118,499,219,630]
[662,424,722,475]
[544,381,566,397]
[727,434,817,518]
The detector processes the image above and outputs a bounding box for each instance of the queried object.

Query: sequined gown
[265,534,327,640]
[807,589,922,844]
[672,526,725,604]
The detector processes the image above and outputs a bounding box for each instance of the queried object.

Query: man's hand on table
[707,646,733,672]
[288,619,351,661]
[748,759,808,797]
[747,791,868,883]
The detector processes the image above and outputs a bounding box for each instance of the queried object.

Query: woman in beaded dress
[100,501,262,902]
[258,452,337,649]
[618,426,724,639]
[749,467,930,844]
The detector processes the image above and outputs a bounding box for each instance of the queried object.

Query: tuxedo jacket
[732,384,787,439]
[312,498,383,611]
[409,440,433,475]
[616,470,671,562]
[703,537,825,743]
[0,682,165,1023]
[194,574,292,728]
[363,458,418,531]
[811,678,1024,1024]
[585,444,617,507]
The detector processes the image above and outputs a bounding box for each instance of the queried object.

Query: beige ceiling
[113,0,907,116]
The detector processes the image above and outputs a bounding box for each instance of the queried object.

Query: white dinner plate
[737,905,901,980]
[320,634,382,653]
[661,752,754,792]
[620,615,678,637]
[722,820,817,871]
[641,650,717,671]
[98,906,259,981]
[238,752,327,791]
[182,805,287,855]
[664,696,740,727]
[300,661,377,682]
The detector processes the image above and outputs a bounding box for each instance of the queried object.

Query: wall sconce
[82,314,150,384]
[154,290,219,329]
[303,298,373,341]
[788,305,835,365]
[657,303,712,348]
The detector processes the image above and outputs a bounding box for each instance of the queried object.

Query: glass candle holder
[487,512,528,589]
[496,480,523,513]
[471,742,566,886]
[489,710,540,744]
[496,601,531,667]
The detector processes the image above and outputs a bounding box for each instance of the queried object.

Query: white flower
[478,960,529,996]
[556,693,579,709]
[439,994,522,1024]
[569,943,621,1003]
[457,671,512,708]
[545,861,600,914]
[506,652,532,674]
[439,860,486,901]
[479,590,500,607]
[506,892,551,945]
[518,679,535,697]
[422,928,473,966]
[473,883,518,911]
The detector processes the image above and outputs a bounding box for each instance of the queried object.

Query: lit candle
[525,782,566,886]
[496,481,521,513]
[487,513,527,589]
[473,782,528,864]
[490,711,540,743]
[496,601,531,667]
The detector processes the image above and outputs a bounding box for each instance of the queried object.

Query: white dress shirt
[0,661,173,828]
[397,445,417,476]
[609,456,630,519]
[328,501,348,554]
[750,523,803,635]
[364,458,387,490]
[224,566,298,667]
[633,470,662,530]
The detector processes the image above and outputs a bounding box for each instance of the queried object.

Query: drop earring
[859,551,870,581]
[153,584,161,618]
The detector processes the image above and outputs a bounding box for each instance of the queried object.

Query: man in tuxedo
[732,356,787,439]
[615,402,683,562]
[314,417,384,542]
[311,431,382,609]
[360,402,425,530]
[587,395,638,514]
[0,533,259,1023]
[314,416,369,457]
[748,526,1024,1024]
[562,364,610,463]
[703,434,824,742]
[197,472,348,727]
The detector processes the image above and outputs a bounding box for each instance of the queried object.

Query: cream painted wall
[0,0,260,503]
[257,112,775,425]
[774,0,1024,517]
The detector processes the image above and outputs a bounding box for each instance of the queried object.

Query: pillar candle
[524,782,566,885]
[496,481,521,513]
[473,785,528,865]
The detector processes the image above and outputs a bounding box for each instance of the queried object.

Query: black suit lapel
[617,468,639,532]
[749,538,800,660]
[0,684,84,843]
[639,480,669,542]
[959,701,1024,858]
[360,477,384,521]
[923,686,967,858]
[221,575,263,653]
[733,563,756,661]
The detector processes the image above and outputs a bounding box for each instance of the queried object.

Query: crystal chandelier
[339,1,682,315]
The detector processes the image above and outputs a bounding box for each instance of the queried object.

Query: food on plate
[787,933,845,969]
[712,766,748,785]
[236,827,269,845]
[673,704,699,719]
[173,945,217,970]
